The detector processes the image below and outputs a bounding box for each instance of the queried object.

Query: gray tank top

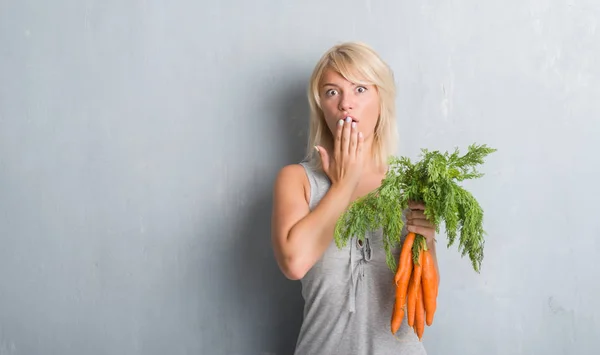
[293,161,427,355]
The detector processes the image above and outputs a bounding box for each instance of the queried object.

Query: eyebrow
[321,82,357,88]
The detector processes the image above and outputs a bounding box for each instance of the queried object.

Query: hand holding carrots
[406,201,436,247]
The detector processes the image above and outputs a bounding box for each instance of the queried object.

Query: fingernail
[358,132,363,138]
[345,116,351,123]
[338,119,344,126]
[314,145,319,153]
[351,122,356,129]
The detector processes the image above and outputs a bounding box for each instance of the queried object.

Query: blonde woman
[271,42,438,355]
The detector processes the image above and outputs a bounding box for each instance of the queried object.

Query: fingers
[407,209,427,220]
[406,225,435,242]
[342,116,352,154]
[406,224,428,236]
[407,208,435,230]
[334,119,343,159]
[357,131,364,157]
[350,120,358,155]
[328,116,363,184]
[406,218,434,228]
[408,201,426,210]
[407,203,436,245]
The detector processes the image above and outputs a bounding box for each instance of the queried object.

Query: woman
[271,42,439,355]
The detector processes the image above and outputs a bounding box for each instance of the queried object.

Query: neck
[360,138,387,175]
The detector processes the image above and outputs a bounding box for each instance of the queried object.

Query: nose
[338,93,354,112]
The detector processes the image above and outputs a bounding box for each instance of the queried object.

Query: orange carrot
[421,249,437,326]
[390,232,416,333]
[394,232,416,285]
[406,272,416,327]
[434,263,439,298]
[390,283,405,333]
[394,233,415,318]
[406,248,423,327]
[391,233,415,333]
[415,282,425,340]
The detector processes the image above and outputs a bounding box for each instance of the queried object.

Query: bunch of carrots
[391,232,438,341]
[333,143,496,341]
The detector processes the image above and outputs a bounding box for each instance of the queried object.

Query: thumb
[315,145,329,171]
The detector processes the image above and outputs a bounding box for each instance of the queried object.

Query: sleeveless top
[293,161,427,355]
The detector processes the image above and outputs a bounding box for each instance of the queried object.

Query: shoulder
[273,163,310,205]
[274,163,308,185]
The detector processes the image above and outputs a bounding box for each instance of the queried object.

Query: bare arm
[270,164,354,280]
[272,116,364,280]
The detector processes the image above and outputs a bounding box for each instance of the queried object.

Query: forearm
[283,183,354,278]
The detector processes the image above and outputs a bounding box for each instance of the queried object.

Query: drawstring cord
[348,234,372,313]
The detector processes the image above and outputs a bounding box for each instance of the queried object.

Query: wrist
[426,238,437,252]
[333,175,359,191]
[329,181,355,204]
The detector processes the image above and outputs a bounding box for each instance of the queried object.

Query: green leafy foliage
[333,143,496,273]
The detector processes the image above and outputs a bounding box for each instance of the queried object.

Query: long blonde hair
[304,42,398,170]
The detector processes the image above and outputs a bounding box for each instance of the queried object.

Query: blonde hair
[304,41,398,170]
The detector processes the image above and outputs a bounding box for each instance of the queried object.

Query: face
[318,68,380,143]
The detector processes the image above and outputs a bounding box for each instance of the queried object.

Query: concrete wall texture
[1,1,599,354]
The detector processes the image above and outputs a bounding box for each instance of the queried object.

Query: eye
[325,89,338,97]
[356,86,367,93]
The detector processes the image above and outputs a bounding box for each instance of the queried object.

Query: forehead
[319,67,370,87]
